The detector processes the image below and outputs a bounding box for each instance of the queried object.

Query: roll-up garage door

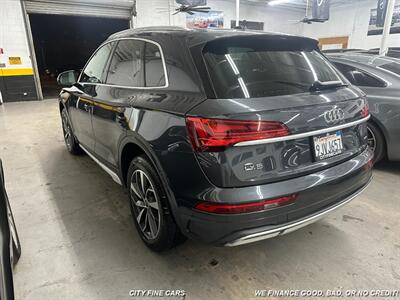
[24,0,133,19]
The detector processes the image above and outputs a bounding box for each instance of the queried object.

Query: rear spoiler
[199,34,319,54]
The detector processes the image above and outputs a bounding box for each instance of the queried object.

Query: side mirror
[57,70,79,86]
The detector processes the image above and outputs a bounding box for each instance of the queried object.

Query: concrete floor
[0,99,399,300]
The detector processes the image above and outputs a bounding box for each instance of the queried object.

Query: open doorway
[29,14,129,98]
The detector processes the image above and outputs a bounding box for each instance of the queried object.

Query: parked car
[0,159,21,300]
[57,27,373,251]
[367,47,400,59]
[323,47,400,59]
[327,52,400,162]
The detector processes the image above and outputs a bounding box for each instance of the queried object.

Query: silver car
[327,52,400,162]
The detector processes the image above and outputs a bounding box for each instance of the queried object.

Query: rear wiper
[309,80,347,92]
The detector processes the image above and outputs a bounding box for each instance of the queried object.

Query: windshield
[203,39,344,99]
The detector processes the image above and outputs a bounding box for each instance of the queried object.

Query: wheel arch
[118,136,184,229]
[119,141,147,188]
[59,100,65,112]
[58,98,76,134]
[368,115,388,149]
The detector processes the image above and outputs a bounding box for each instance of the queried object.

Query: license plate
[313,131,344,161]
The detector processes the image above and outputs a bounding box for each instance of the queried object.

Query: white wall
[135,0,400,51]
[134,0,186,27]
[134,0,305,35]
[0,0,33,71]
[301,0,400,49]
[208,0,305,34]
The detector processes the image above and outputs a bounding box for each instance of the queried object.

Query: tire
[6,198,21,265]
[61,109,83,155]
[367,122,386,163]
[127,155,186,251]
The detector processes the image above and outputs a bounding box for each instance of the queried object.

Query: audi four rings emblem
[324,108,345,124]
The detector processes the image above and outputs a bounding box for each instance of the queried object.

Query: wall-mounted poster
[376,0,388,27]
[368,4,400,35]
[312,0,330,21]
[186,11,223,29]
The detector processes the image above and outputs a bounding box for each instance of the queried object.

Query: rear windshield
[203,37,343,99]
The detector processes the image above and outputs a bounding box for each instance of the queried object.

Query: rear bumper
[176,148,373,245]
[225,179,370,246]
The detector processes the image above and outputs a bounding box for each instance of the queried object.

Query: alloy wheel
[367,126,376,153]
[130,169,161,240]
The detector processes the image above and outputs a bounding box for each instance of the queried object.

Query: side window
[106,40,145,87]
[333,62,386,88]
[144,42,166,87]
[80,43,114,84]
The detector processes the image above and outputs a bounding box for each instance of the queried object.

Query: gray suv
[57,27,373,251]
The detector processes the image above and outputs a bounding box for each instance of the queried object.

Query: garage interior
[0,0,399,299]
[1,100,398,299]
[29,14,129,98]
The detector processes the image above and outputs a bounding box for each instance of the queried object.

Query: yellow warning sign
[9,57,22,65]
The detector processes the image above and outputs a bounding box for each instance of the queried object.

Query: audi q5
[57,27,373,251]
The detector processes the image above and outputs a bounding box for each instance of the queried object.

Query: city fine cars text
[129,290,186,297]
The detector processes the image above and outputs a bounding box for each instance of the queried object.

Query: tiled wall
[0,0,37,102]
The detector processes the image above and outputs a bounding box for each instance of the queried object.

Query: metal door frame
[21,0,43,100]
[20,0,135,100]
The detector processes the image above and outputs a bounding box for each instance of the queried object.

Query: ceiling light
[268,0,291,6]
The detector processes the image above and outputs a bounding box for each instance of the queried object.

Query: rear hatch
[186,34,369,188]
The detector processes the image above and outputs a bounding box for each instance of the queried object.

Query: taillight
[361,102,369,118]
[194,194,297,214]
[186,117,289,152]
[363,157,374,170]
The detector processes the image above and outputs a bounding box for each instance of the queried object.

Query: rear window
[203,37,343,99]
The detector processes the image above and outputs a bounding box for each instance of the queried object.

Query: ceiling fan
[297,16,327,24]
[173,4,211,15]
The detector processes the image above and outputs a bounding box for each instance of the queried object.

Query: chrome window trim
[234,115,370,147]
[332,59,391,87]
[353,67,391,87]
[363,68,392,87]
[78,37,169,90]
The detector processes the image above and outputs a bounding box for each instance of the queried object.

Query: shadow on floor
[374,159,400,175]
